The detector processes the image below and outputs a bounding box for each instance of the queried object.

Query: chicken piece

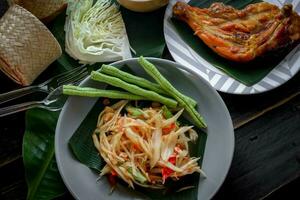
[173,2,300,62]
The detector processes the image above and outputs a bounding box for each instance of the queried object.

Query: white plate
[164,0,300,94]
[55,58,234,200]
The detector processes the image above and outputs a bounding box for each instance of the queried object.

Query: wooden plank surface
[1,93,299,200]
[1,83,299,200]
[213,95,300,200]
[0,159,27,200]
[223,71,300,129]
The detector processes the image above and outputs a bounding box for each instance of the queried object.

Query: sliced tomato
[108,172,117,187]
[162,167,173,182]
[168,156,176,165]
[162,155,177,182]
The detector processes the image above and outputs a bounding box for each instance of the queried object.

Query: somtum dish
[92,100,205,189]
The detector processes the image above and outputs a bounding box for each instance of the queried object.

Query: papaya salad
[63,57,207,190]
[92,100,205,189]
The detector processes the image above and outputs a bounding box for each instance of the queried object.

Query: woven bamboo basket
[11,0,67,23]
[0,4,62,86]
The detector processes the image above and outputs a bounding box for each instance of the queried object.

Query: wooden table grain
[0,2,300,199]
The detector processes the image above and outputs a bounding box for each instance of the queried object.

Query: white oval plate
[164,0,300,94]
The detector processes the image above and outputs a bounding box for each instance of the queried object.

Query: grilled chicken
[173,2,300,62]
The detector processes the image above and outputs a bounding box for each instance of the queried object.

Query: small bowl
[118,0,169,12]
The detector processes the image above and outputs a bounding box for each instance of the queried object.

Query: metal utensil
[0,67,89,117]
[0,65,88,105]
[0,86,64,117]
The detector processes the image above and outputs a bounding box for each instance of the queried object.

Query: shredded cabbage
[65,0,131,64]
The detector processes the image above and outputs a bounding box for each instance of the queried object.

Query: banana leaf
[23,109,66,200]
[23,0,167,199]
[69,97,207,200]
[120,6,166,58]
[50,12,80,71]
[171,0,292,86]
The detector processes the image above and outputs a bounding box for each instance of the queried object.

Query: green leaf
[69,99,207,200]
[69,99,105,172]
[120,6,166,57]
[23,109,66,200]
[171,0,291,86]
[49,11,81,71]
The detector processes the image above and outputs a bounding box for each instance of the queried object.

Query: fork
[0,86,66,117]
[0,65,89,105]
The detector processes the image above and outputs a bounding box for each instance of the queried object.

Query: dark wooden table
[1,2,300,200]
[1,52,299,200]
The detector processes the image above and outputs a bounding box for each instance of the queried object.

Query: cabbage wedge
[65,0,131,64]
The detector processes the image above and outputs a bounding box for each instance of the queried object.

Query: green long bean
[63,85,146,100]
[100,64,165,94]
[90,71,178,108]
[138,57,207,128]
[100,64,197,107]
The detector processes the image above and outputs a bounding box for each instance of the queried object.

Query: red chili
[162,122,176,134]
[132,126,140,133]
[133,143,141,151]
